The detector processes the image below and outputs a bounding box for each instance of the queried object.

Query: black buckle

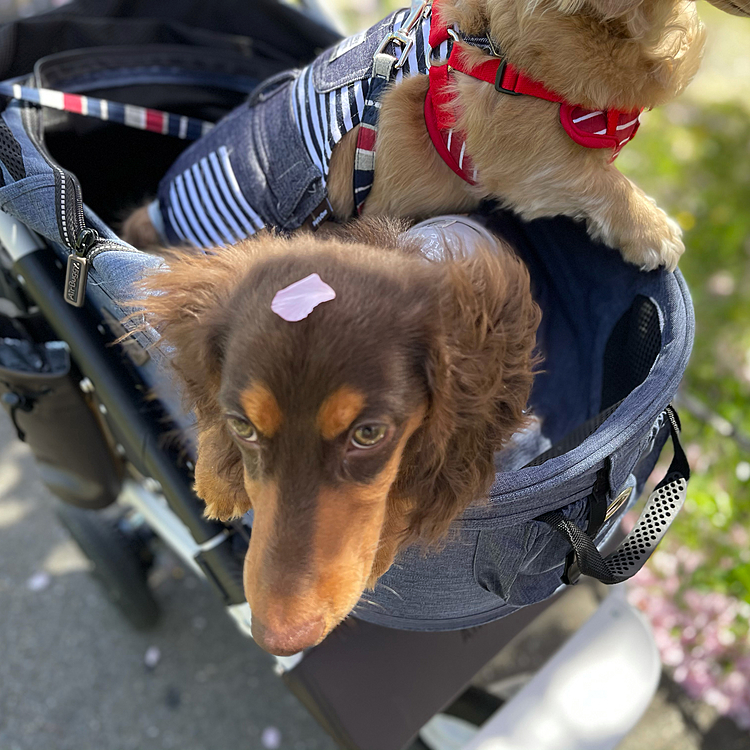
[494,59,522,96]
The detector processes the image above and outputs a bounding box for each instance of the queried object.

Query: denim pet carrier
[0,1,692,631]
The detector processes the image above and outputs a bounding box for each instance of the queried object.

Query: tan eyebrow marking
[317,386,366,441]
[240,381,283,437]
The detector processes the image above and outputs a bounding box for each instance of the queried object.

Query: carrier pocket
[254,78,328,228]
[474,494,589,607]
[0,336,122,509]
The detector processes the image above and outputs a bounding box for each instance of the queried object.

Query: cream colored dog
[124,0,746,270]
[357,0,705,271]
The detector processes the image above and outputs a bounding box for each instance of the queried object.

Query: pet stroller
[0,1,693,748]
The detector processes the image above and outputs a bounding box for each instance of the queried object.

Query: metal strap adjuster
[447,26,502,59]
[376,0,432,69]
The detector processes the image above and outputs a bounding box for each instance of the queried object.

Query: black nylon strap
[543,510,623,584]
[538,404,690,585]
[586,466,609,537]
[455,30,504,59]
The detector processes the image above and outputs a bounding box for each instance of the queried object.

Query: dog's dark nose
[251,615,326,656]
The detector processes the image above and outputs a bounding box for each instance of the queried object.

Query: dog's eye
[351,424,388,449]
[227,417,259,442]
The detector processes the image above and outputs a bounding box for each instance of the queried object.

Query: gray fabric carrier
[354,215,693,629]
[0,35,694,632]
[86,213,693,631]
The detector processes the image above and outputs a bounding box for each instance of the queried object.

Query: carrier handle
[538,404,689,585]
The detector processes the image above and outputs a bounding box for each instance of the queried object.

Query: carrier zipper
[64,228,96,307]
[18,98,122,306]
[63,187,122,307]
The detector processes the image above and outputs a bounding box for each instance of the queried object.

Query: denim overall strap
[352,53,397,214]
[352,1,432,214]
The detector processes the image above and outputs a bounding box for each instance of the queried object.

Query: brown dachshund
[140,219,540,655]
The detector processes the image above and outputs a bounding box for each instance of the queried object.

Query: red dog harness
[424,1,642,185]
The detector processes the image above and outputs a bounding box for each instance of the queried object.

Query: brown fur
[122,0,719,270]
[139,217,541,654]
[119,203,163,250]
[317,386,367,441]
[326,128,359,220]
[195,422,251,520]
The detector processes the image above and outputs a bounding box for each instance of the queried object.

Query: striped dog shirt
[151,1,641,249]
[153,8,440,248]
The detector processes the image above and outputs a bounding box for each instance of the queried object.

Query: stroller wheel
[413,687,504,750]
[55,503,160,630]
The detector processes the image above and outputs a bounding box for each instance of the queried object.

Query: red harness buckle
[425,0,642,183]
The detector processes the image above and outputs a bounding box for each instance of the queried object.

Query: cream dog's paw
[619,211,684,272]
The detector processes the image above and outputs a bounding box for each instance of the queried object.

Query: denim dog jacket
[152,8,441,246]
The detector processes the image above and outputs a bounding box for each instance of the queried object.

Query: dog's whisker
[357,598,386,611]
[375,583,404,601]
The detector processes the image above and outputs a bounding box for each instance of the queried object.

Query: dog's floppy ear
[140,245,255,519]
[193,422,250,520]
[398,238,541,545]
[140,247,244,412]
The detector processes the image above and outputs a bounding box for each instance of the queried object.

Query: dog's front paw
[619,211,684,272]
[202,495,252,522]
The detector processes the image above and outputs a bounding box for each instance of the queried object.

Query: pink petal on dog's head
[271,273,336,322]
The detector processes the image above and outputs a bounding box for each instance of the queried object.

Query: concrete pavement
[0,413,334,750]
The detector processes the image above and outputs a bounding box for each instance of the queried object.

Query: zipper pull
[64,228,98,307]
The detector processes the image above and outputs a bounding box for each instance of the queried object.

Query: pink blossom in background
[628,546,750,730]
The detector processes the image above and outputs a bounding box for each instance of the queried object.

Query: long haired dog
[360,0,713,270]
[140,220,541,655]
[121,0,742,271]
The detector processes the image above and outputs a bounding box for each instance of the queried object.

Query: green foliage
[619,102,750,601]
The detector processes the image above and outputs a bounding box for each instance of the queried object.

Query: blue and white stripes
[163,146,264,247]
[291,8,438,184]
[158,6,448,247]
